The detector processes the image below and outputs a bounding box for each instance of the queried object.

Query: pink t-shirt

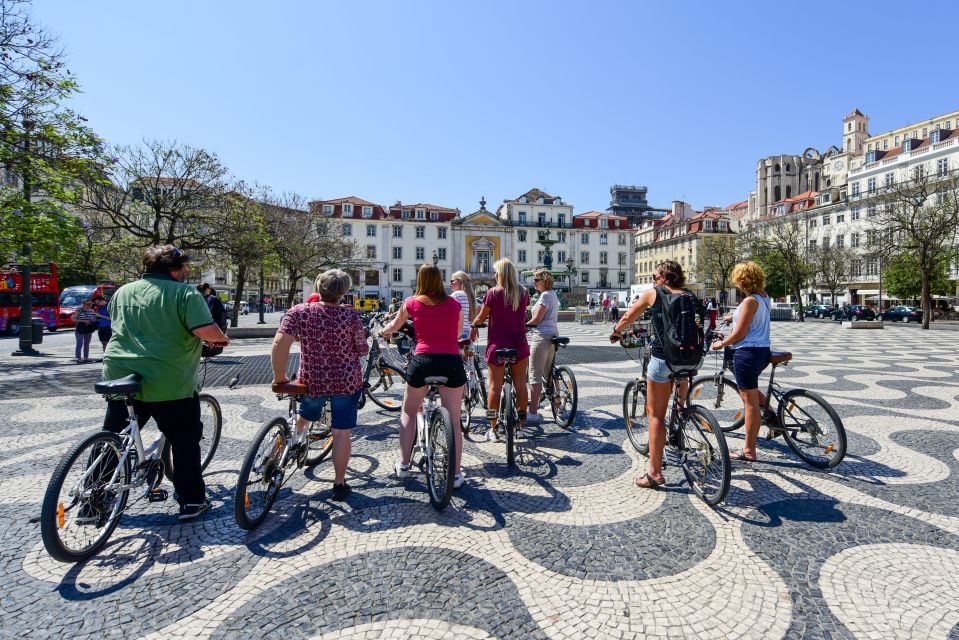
[405,296,461,356]
[278,303,369,396]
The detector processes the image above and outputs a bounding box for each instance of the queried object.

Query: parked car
[59,284,117,328]
[770,302,795,321]
[880,305,923,323]
[831,305,876,321]
[804,304,836,319]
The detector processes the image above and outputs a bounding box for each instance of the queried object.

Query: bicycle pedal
[147,488,169,502]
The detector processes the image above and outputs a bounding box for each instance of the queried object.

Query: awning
[864,295,899,301]
[855,289,880,295]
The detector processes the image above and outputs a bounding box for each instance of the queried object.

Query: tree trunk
[921,269,931,330]
[793,284,805,322]
[286,268,300,309]
[232,263,247,328]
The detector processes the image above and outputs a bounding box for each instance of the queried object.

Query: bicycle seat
[272,381,309,395]
[424,375,449,386]
[494,348,517,361]
[94,374,142,395]
[768,351,792,364]
[551,337,570,346]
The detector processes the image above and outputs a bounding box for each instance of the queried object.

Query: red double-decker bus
[0,263,60,335]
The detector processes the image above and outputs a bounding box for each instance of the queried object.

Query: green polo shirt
[102,273,215,402]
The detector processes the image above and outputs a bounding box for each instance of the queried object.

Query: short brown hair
[654,260,685,288]
[731,261,765,294]
[142,245,189,274]
[532,268,553,289]
[414,263,447,301]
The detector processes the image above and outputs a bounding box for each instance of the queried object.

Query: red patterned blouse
[278,303,369,396]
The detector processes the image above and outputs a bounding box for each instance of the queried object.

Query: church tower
[843,109,869,156]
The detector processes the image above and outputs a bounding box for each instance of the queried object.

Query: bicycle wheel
[235,418,288,530]
[426,406,456,510]
[549,365,578,429]
[688,375,744,433]
[679,405,730,506]
[474,357,488,409]
[40,431,130,563]
[367,366,404,411]
[622,380,649,455]
[303,407,334,467]
[162,393,223,482]
[778,389,847,469]
[461,386,474,435]
[504,383,516,467]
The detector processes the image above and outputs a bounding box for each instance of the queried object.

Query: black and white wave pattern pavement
[2,322,959,639]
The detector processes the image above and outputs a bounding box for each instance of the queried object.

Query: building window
[600,233,608,245]
[361,206,373,218]
[537,250,544,263]
[914,165,925,180]
[323,204,334,215]
[938,158,950,176]
[618,234,626,245]
[518,250,527,263]
[366,245,376,259]
[618,272,626,284]
[393,247,402,260]
[809,239,817,249]
[851,207,860,221]
[538,212,546,225]
[343,203,354,216]
[809,219,817,228]
[580,251,589,264]
[415,226,425,239]
[822,215,830,226]
[518,211,527,224]
[392,289,404,301]
[867,177,876,193]
[558,214,566,227]
[557,250,566,263]
[415,209,425,220]
[392,268,402,283]
[599,251,608,265]
[414,247,424,261]
[437,248,447,260]
[885,172,895,187]
[342,223,352,236]
[557,231,566,243]
[438,227,447,239]
[430,211,438,221]
[518,230,527,242]
[581,232,589,244]
[392,225,403,238]
[895,135,900,146]
[836,234,844,248]
[822,237,830,248]
[922,127,928,138]
[883,140,888,150]
[581,271,589,284]
[402,210,410,220]
[366,224,376,237]
[618,253,626,266]
[867,205,876,217]
[836,213,844,224]
[851,182,860,197]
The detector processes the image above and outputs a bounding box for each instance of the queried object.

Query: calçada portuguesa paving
[1,320,959,639]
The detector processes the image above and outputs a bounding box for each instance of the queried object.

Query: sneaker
[453,472,466,489]
[394,459,411,478]
[525,411,543,424]
[178,500,211,522]
[331,483,351,501]
[485,428,501,442]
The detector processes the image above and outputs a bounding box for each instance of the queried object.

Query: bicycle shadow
[717,471,847,528]
[54,531,166,601]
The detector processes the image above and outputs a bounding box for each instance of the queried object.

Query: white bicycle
[404,374,457,511]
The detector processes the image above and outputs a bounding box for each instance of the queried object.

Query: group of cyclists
[90,243,777,522]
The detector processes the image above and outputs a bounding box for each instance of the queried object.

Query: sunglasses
[534,277,542,282]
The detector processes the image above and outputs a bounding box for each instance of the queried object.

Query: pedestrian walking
[610,296,620,322]
[72,299,98,363]
[602,295,611,323]
[707,297,718,331]
[92,296,112,353]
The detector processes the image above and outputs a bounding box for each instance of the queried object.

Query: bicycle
[459,338,488,433]
[687,326,846,469]
[539,334,577,429]
[401,373,457,510]
[356,312,409,412]
[616,328,731,506]
[40,372,224,562]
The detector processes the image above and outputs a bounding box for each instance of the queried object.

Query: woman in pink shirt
[381,263,466,488]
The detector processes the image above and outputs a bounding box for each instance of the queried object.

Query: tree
[76,139,231,250]
[0,0,101,263]
[873,168,959,329]
[745,215,813,320]
[810,243,854,305]
[693,235,741,300]
[883,252,952,304]
[262,192,360,308]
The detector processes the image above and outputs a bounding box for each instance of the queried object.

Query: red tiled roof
[396,202,459,213]
[575,211,627,220]
[508,187,560,204]
[722,200,748,211]
[314,195,382,207]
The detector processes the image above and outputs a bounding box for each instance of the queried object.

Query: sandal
[635,473,665,489]
[730,449,757,462]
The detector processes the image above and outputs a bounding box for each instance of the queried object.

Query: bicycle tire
[550,365,578,429]
[474,357,488,409]
[162,393,223,482]
[622,380,649,455]
[504,383,516,467]
[234,418,288,530]
[679,405,730,506]
[302,410,334,467]
[40,431,130,563]
[778,389,847,469]
[366,366,403,412]
[426,406,456,510]
[461,385,474,435]
[688,375,744,433]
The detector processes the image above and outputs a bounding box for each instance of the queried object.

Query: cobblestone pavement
[3,321,959,639]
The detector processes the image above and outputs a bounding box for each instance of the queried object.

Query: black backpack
[653,286,706,372]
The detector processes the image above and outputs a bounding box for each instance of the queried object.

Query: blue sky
[34,0,958,213]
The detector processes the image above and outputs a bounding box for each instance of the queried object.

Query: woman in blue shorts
[710,261,771,462]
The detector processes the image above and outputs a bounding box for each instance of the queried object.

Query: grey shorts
[528,332,556,385]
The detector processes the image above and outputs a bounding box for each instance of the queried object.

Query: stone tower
[843,109,869,156]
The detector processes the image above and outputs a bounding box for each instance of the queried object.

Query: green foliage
[884,253,952,301]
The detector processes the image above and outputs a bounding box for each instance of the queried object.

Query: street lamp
[12,116,38,357]
[431,249,438,266]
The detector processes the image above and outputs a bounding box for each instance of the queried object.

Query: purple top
[482,286,530,364]
[279,303,369,396]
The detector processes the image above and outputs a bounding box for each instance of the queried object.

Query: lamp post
[432,249,438,267]
[12,117,38,357]
[257,267,266,324]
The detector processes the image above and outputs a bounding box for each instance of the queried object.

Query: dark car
[804,304,836,319]
[831,305,876,321]
[880,305,923,323]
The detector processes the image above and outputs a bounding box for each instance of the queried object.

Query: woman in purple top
[471,258,529,442]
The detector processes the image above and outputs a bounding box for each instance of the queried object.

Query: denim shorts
[732,347,771,391]
[646,356,673,383]
[298,390,362,429]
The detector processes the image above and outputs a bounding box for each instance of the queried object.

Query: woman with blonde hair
[449,271,476,340]
[381,263,467,488]
[471,258,530,441]
[710,260,771,463]
[526,268,559,423]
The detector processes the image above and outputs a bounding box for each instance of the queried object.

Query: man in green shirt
[102,245,229,521]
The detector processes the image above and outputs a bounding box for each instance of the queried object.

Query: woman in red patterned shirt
[271,269,369,501]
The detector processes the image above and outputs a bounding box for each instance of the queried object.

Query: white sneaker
[394,459,411,478]
[453,472,466,489]
[525,411,543,424]
[485,428,501,442]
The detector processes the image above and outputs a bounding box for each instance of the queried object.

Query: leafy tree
[745,215,813,320]
[810,244,854,305]
[883,252,952,304]
[693,234,741,301]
